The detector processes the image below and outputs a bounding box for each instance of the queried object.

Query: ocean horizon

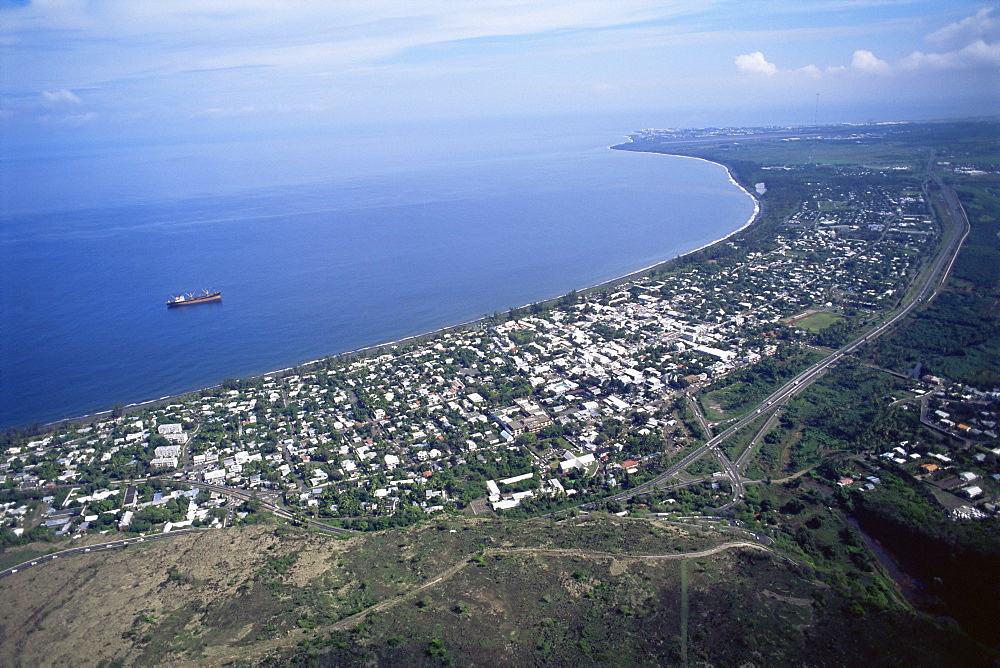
[1,120,756,428]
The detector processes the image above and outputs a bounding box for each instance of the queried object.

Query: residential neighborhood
[2,169,997,540]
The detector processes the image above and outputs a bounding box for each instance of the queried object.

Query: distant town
[4,148,997,545]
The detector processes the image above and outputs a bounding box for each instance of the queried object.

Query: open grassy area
[719,412,776,463]
[794,311,846,332]
[744,425,797,480]
[739,360,912,480]
[0,513,989,666]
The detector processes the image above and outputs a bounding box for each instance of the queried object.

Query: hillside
[0,516,989,666]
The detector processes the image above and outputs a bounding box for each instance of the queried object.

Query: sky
[1,1,998,169]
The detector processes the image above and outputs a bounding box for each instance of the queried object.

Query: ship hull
[166,292,221,307]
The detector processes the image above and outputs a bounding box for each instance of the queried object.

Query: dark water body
[1,123,755,427]
[847,517,926,606]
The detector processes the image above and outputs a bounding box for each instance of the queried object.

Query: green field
[794,311,845,332]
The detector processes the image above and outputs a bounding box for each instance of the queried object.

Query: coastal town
[5,1,1000,661]
[2,161,998,543]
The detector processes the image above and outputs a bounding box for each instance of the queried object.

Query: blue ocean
[1,119,755,427]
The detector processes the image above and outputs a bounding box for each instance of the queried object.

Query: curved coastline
[38,150,761,430]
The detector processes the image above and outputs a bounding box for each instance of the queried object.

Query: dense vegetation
[872,182,1000,388]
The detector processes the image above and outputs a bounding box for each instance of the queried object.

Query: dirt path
[745,464,819,485]
[329,557,475,631]
[747,457,866,485]
[325,541,773,634]
[680,557,690,665]
[201,540,774,665]
[490,541,768,562]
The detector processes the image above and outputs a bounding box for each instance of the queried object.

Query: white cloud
[903,9,1000,73]
[7,2,997,128]
[734,51,777,76]
[738,27,998,80]
[796,64,822,78]
[276,103,328,113]
[4,1,720,107]
[850,49,890,75]
[733,8,1000,85]
[41,89,82,106]
[901,39,1000,72]
[927,8,999,49]
[735,52,853,78]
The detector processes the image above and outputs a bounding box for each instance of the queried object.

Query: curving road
[0,529,200,581]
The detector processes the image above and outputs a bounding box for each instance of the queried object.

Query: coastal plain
[1,119,999,665]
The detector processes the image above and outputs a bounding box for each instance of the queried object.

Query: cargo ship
[166,290,221,307]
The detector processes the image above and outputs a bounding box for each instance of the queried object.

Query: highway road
[735,408,783,470]
[685,393,713,438]
[0,529,200,581]
[712,450,745,511]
